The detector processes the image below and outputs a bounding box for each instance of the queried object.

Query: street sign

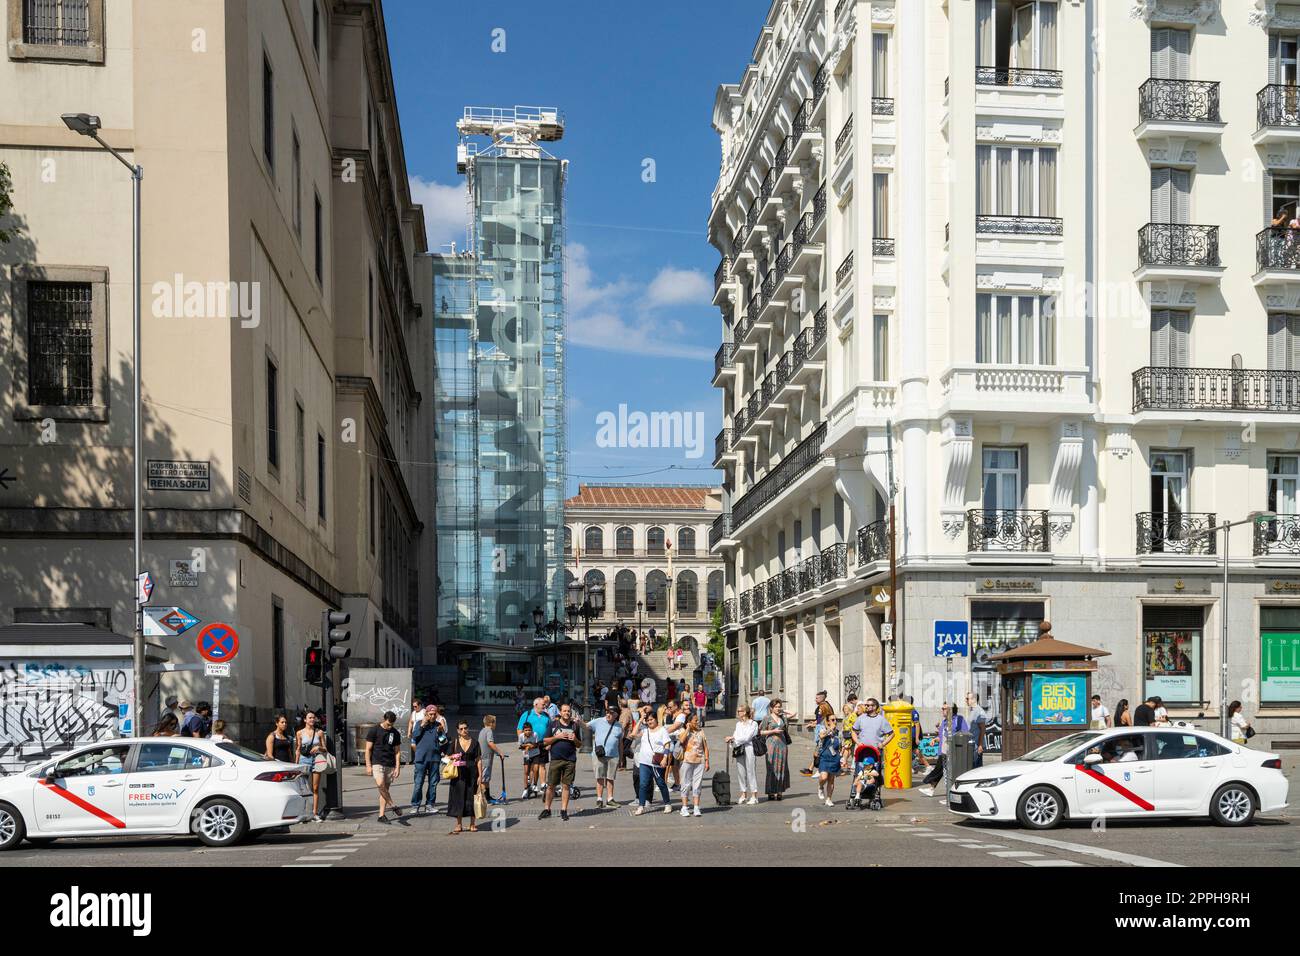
[204,661,231,677]
[143,606,200,638]
[934,620,969,658]
[197,622,240,663]
[881,622,894,643]
[169,559,199,587]
[136,572,154,605]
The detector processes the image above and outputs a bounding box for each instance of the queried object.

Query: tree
[705,605,725,662]
[0,161,13,244]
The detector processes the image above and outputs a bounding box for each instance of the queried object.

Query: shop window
[972,600,1043,752]
[1142,605,1203,704]
[1260,606,1300,705]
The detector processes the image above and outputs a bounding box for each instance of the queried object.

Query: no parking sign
[197,622,240,663]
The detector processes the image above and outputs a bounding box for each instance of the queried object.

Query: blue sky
[384,0,762,495]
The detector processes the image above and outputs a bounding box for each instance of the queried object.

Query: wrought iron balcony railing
[732,406,749,438]
[813,304,828,347]
[976,215,1063,236]
[792,327,811,370]
[1136,512,1216,555]
[873,238,895,257]
[733,221,748,249]
[752,584,766,614]
[793,211,815,254]
[872,97,894,115]
[714,341,735,379]
[746,198,758,231]
[799,554,823,592]
[813,182,828,228]
[776,351,793,387]
[1255,515,1300,555]
[714,256,732,294]
[761,268,776,302]
[714,429,732,463]
[814,61,829,103]
[856,518,890,565]
[835,114,854,156]
[1132,366,1300,413]
[760,167,775,205]
[739,590,751,618]
[1139,78,1220,124]
[834,0,851,21]
[1138,223,1219,268]
[709,512,734,550]
[820,542,848,582]
[1257,84,1300,129]
[722,598,736,626]
[975,66,1063,89]
[732,422,828,530]
[766,576,782,606]
[776,242,792,283]
[967,509,1050,553]
[761,372,778,408]
[836,251,854,285]
[792,98,815,143]
[774,136,790,174]
[747,389,761,421]
[1257,226,1300,272]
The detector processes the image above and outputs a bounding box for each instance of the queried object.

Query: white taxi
[0,736,311,850]
[947,725,1289,829]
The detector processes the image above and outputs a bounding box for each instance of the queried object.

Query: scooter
[488,753,509,805]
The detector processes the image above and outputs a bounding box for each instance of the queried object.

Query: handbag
[312,752,338,775]
[440,756,458,780]
[752,720,768,758]
[594,721,616,760]
[473,790,488,819]
[1244,725,1257,740]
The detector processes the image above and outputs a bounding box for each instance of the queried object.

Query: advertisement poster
[1144,628,1200,702]
[1262,631,1300,703]
[1029,673,1087,726]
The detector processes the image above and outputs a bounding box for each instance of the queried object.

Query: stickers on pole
[197,622,240,663]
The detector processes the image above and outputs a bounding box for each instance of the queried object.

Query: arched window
[584,526,604,554]
[563,526,572,554]
[646,570,668,614]
[707,570,723,612]
[584,569,605,594]
[616,526,634,555]
[676,570,698,614]
[647,526,666,554]
[615,570,637,615]
[677,527,696,554]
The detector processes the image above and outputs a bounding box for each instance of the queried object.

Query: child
[518,724,541,797]
[850,746,883,810]
[816,716,843,807]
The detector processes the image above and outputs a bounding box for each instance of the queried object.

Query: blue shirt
[518,710,551,742]
[751,696,771,722]
[587,716,623,755]
[545,703,560,719]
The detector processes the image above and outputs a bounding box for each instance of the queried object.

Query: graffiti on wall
[0,661,131,776]
[342,669,412,726]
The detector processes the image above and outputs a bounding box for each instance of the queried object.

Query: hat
[178,698,193,709]
[424,704,437,715]
[165,695,179,708]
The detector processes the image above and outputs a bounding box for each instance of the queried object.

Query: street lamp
[1189,511,1274,740]
[566,580,605,715]
[637,600,644,650]
[63,112,145,737]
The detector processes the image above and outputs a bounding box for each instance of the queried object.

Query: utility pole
[886,420,899,696]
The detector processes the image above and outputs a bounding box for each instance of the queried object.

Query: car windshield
[1017,731,1103,762]
[216,742,272,762]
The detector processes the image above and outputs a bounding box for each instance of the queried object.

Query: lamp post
[63,113,145,736]
[566,580,605,716]
[637,600,644,652]
[1188,511,1274,739]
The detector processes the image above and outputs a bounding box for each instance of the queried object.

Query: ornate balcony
[713,342,736,385]
[746,198,758,232]
[773,137,790,176]
[732,406,749,438]
[834,0,851,22]
[1255,515,1300,557]
[746,388,761,422]
[1132,366,1300,414]
[967,509,1050,553]
[766,577,782,606]
[752,585,766,615]
[812,304,828,355]
[722,598,736,626]
[814,62,829,103]
[739,590,751,618]
[1136,512,1216,556]
[835,114,854,157]
[1137,223,1220,275]
[856,518,890,566]
[776,242,793,283]
[1256,226,1300,274]
[873,238,895,257]
[872,97,894,116]
[1137,78,1221,132]
[976,215,1063,237]
[813,182,828,230]
[799,554,822,592]
[714,256,732,296]
[1255,84,1300,145]
[733,221,748,250]
[782,566,800,600]
[836,251,854,285]
[732,422,828,531]
[713,429,732,467]
[792,98,815,145]
[975,66,1063,89]
[709,512,734,551]
[759,167,775,206]
[820,543,848,582]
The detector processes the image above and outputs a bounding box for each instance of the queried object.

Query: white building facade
[709,0,1300,745]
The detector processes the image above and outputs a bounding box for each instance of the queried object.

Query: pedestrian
[406,698,423,767]
[631,711,673,815]
[964,692,988,767]
[161,695,180,725]
[852,698,895,754]
[617,699,636,771]
[841,694,859,738]
[666,678,677,703]
[152,713,180,736]
[265,714,294,762]
[183,701,212,738]
[1089,694,1112,729]
[640,678,656,711]
[725,705,760,805]
[693,684,708,727]
[801,690,835,788]
[751,690,771,724]
[1228,700,1253,745]
[517,697,552,798]
[816,714,843,807]
[1133,696,1156,726]
[176,699,195,732]
[760,698,790,800]
[446,719,483,834]
[588,703,624,809]
[295,710,328,822]
[1114,698,1131,727]
[542,695,559,720]
[411,705,447,814]
[661,700,686,792]
[1152,696,1170,726]
[478,714,504,799]
[676,716,709,817]
[917,702,968,797]
[364,710,405,825]
[539,702,584,821]
[514,685,527,718]
[209,719,232,743]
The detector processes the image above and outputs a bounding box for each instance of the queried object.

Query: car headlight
[974,776,1020,789]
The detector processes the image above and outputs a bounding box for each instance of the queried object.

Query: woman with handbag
[294,711,328,822]
[1228,700,1254,746]
[761,699,791,800]
[446,719,483,834]
[725,705,760,805]
[631,711,673,815]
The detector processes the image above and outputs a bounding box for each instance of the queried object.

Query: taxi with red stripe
[946,725,1289,829]
[0,737,311,851]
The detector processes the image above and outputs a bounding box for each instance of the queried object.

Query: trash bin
[948,731,975,785]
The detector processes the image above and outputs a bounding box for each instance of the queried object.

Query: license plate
[948,791,962,806]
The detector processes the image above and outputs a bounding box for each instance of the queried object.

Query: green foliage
[705,604,726,661]
[0,161,13,244]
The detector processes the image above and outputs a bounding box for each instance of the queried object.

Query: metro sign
[143,606,201,638]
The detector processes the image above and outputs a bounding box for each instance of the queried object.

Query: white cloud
[565,242,635,313]
[645,267,711,309]
[568,311,713,361]
[409,176,467,252]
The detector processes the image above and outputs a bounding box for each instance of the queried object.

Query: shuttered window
[1267,313,1300,370]
[1151,167,1191,224]
[1150,28,1191,80]
[1150,310,1191,368]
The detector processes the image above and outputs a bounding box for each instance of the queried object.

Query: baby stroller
[846,744,884,810]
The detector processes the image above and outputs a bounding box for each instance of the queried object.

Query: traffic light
[304,643,323,686]
[323,609,351,664]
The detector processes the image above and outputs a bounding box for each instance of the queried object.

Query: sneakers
[680,806,691,817]
[825,798,835,807]
[560,810,569,821]
[605,799,620,808]
[918,786,935,797]
[663,805,674,814]
[817,786,825,800]
[412,805,424,816]
[311,814,323,823]
[537,809,552,820]
[634,806,646,816]
[748,796,758,805]
[427,806,441,814]
[595,798,605,809]
[692,806,702,817]
[377,816,391,825]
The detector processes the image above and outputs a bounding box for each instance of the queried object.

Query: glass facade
[433,150,567,647]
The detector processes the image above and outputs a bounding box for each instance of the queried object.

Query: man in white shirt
[1089,694,1112,730]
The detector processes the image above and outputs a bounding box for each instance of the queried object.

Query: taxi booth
[991,621,1109,760]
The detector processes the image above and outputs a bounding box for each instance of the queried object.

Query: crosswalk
[283,830,386,868]
[874,820,1088,866]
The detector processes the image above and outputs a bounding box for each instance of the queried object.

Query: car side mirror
[1084,753,1103,765]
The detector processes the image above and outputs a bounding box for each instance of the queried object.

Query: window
[872,313,889,381]
[872,172,890,239]
[317,432,326,520]
[981,446,1024,512]
[976,294,1056,365]
[646,570,668,614]
[294,401,305,501]
[26,280,92,406]
[563,526,572,554]
[1148,450,1189,552]
[676,570,698,614]
[1149,309,1190,367]
[972,601,1043,741]
[707,571,723,612]
[615,570,637,615]
[1142,605,1202,704]
[369,473,376,554]
[1150,28,1191,80]
[677,527,696,554]
[262,52,274,173]
[291,127,302,238]
[1268,314,1300,372]
[647,527,666,554]
[266,358,279,472]
[1260,606,1300,704]
[135,744,210,772]
[616,526,634,554]
[584,569,605,597]
[1152,732,1225,760]
[272,597,285,709]
[976,0,1058,74]
[749,640,760,692]
[52,744,128,778]
[872,31,888,96]
[313,190,323,283]
[1269,33,1300,85]
[584,526,604,554]
[1269,454,1299,517]
[977,146,1057,218]
[11,0,103,61]
[1151,167,1190,225]
[764,639,773,689]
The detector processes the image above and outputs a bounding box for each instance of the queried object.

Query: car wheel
[1016,786,1064,830]
[0,803,26,851]
[193,798,248,847]
[1209,783,1256,827]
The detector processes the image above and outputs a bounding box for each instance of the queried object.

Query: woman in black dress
[446,719,482,834]
[264,714,294,762]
